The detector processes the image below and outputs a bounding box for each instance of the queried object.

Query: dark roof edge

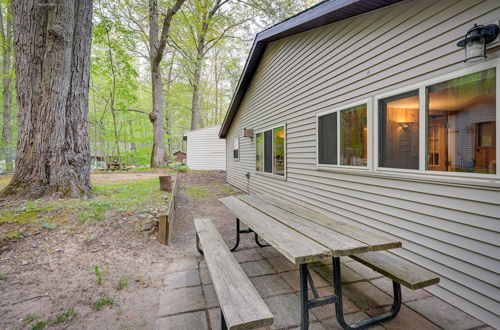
[219,0,404,138]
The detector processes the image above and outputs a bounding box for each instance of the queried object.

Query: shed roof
[219,0,404,138]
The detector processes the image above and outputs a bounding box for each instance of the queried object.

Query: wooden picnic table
[217,194,415,330]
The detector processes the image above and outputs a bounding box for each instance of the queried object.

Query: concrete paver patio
[157,245,490,329]
[156,174,490,330]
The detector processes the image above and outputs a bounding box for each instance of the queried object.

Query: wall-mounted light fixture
[457,24,499,63]
[243,128,254,138]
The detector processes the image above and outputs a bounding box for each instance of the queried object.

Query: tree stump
[159,176,172,191]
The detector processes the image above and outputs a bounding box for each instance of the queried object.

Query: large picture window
[426,68,496,174]
[256,125,286,176]
[318,103,368,167]
[317,62,499,179]
[378,90,419,169]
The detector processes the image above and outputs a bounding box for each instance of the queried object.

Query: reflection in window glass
[264,130,273,173]
[427,68,496,174]
[255,126,286,176]
[233,137,239,159]
[318,112,337,165]
[340,104,367,166]
[256,133,263,171]
[378,90,419,169]
[273,127,285,176]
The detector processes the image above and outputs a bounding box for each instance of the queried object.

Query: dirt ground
[0,171,238,330]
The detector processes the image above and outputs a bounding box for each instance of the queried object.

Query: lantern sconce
[457,23,499,63]
[243,128,254,138]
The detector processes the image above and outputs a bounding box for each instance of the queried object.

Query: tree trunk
[150,61,166,167]
[3,0,93,198]
[190,61,201,130]
[164,52,175,159]
[148,0,185,167]
[0,3,12,173]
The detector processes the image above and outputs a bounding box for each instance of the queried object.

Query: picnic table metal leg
[254,233,270,247]
[221,309,228,330]
[332,257,402,329]
[227,218,270,251]
[299,257,402,330]
[229,218,241,251]
[196,233,204,256]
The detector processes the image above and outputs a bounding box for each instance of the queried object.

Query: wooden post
[159,175,172,191]
[158,214,169,245]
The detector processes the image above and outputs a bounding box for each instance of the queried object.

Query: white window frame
[316,99,372,171]
[255,123,287,180]
[233,137,240,161]
[373,58,500,180]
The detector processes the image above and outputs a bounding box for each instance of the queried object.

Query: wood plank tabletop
[253,194,402,252]
[239,195,370,257]
[219,196,330,264]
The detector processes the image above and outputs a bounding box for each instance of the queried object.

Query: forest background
[0,0,319,170]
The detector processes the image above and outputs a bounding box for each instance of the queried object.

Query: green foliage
[31,320,48,330]
[92,296,114,310]
[185,186,208,200]
[93,265,103,285]
[53,308,77,324]
[30,308,77,330]
[0,273,6,280]
[37,218,57,230]
[8,230,23,239]
[23,314,38,324]
[116,275,128,290]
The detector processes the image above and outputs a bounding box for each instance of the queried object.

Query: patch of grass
[53,308,77,323]
[84,234,95,243]
[8,230,24,239]
[0,175,11,190]
[0,199,57,227]
[30,308,76,330]
[93,265,103,285]
[116,275,128,290]
[31,320,48,330]
[185,186,208,200]
[23,314,38,324]
[92,296,114,310]
[24,200,52,213]
[37,218,57,230]
[0,175,167,230]
[0,273,6,280]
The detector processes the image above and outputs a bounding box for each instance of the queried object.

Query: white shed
[185,125,226,170]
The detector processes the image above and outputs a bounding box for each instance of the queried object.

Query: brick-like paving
[155,245,488,329]
[157,175,490,329]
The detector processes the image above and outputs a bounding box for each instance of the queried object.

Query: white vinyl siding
[224,0,500,328]
[186,125,226,170]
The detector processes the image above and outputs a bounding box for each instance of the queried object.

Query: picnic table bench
[195,218,274,330]
[212,193,440,330]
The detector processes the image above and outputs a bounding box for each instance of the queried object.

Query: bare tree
[2,0,93,198]
[148,0,186,167]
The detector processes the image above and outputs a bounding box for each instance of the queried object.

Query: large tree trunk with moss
[2,0,93,198]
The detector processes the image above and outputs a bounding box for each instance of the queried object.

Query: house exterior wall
[224,0,500,327]
[186,125,226,170]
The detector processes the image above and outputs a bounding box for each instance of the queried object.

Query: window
[318,103,368,167]
[255,125,286,176]
[426,68,496,174]
[378,90,419,169]
[233,137,239,159]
